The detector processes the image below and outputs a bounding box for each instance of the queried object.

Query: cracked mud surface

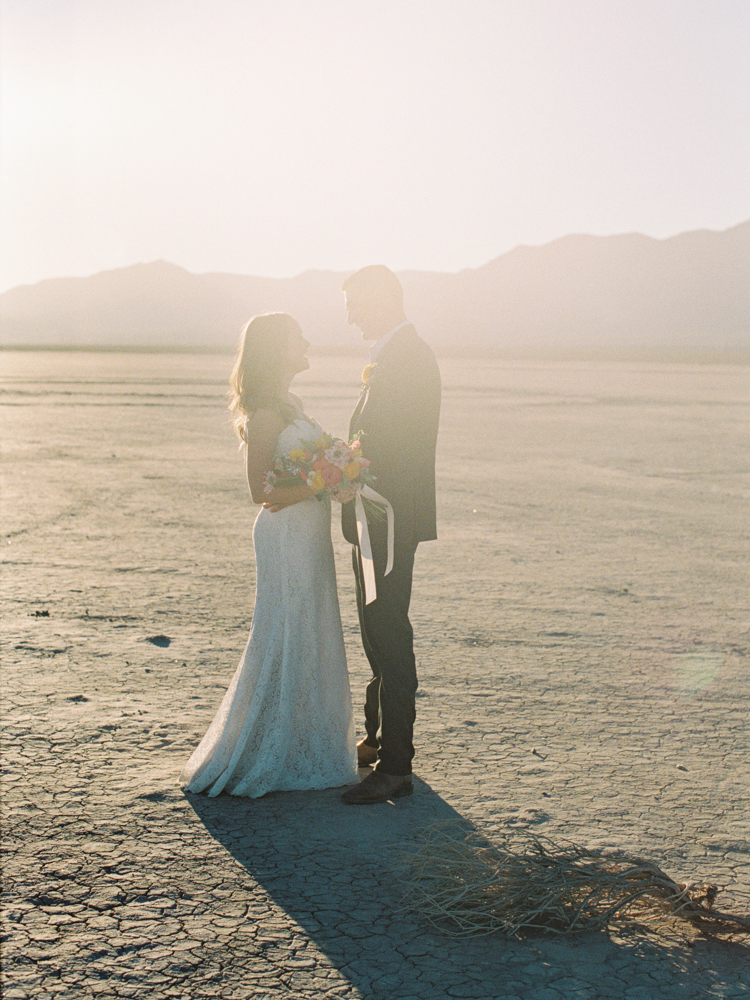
[2,352,749,998]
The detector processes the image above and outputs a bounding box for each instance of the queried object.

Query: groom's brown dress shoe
[357,740,379,767]
[341,769,413,805]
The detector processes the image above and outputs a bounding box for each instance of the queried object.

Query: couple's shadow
[185,773,503,998]
[184,773,750,1000]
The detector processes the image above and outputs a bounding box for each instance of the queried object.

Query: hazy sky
[2,0,749,292]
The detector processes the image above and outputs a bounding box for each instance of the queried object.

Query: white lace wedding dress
[180,415,357,797]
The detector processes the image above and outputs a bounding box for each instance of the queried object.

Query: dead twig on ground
[396,823,750,939]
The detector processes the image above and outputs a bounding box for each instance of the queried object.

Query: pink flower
[320,464,343,485]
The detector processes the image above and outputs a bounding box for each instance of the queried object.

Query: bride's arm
[244,408,315,507]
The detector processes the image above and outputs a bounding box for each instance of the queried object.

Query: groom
[340,265,441,805]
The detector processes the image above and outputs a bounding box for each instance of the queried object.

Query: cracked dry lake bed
[2,350,749,999]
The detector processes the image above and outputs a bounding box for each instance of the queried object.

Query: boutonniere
[361,364,377,385]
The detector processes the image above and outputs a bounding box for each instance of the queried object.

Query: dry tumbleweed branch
[396,824,750,939]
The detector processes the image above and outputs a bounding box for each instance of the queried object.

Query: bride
[180,313,357,797]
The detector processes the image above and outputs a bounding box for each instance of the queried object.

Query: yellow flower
[315,435,330,450]
[310,471,325,491]
[344,461,361,480]
[288,448,306,462]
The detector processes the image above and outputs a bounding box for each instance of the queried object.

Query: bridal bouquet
[263,432,374,504]
[265,431,393,604]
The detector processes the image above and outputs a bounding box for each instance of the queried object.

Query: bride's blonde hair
[228,313,299,441]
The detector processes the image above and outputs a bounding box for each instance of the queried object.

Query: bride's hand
[263,499,305,513]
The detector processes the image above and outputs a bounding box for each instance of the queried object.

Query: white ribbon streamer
[354,485,394,604]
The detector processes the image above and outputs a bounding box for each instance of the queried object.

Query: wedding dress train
[180,416,357,797]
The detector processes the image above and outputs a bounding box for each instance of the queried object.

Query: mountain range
[2,222,748,357]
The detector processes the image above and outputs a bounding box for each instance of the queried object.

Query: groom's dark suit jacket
[342,325,441,548]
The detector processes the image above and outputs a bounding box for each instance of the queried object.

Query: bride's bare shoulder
[288,392,305,413]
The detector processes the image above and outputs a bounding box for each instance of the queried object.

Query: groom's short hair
[341,265,404,309]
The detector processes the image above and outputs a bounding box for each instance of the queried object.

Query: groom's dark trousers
[343,326,441,777]
[352,522,417,776]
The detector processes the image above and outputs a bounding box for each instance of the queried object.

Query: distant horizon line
[1,344,747,365]
[4,219,748,295]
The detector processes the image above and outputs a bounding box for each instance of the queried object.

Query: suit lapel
[349,391,367,439]
[350,326,416,437]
